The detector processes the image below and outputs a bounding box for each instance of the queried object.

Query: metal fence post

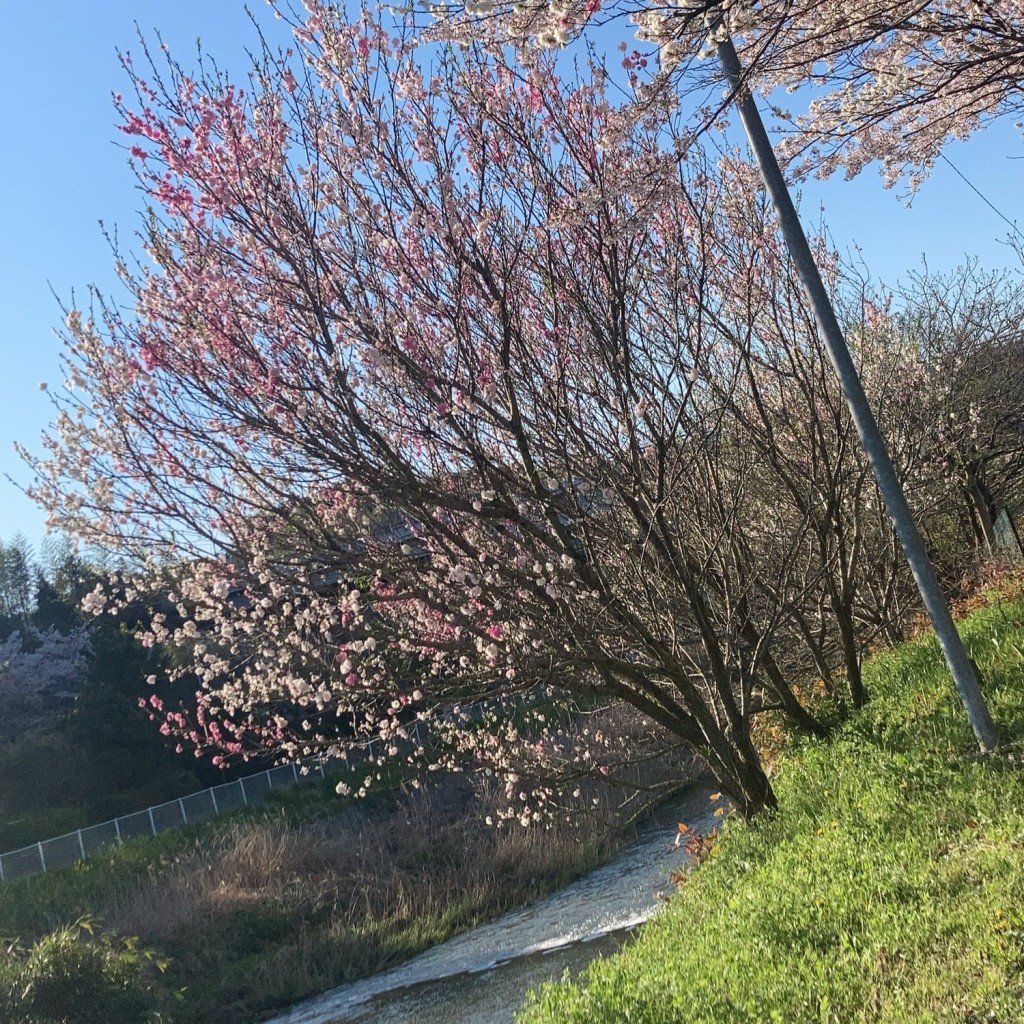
[210,787,219,815]
[37,842,46,873]
[148,807,157,836]
[178,797,187,825]
[239,778,248,805]
[77,831,86,859]
[114,817,123,845]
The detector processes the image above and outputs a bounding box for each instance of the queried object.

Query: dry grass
[95,773,629,1023]
[0,704,700,1024]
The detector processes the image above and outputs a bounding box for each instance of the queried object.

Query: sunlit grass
[520,594,1024,1024]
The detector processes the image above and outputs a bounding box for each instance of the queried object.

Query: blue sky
[2,2,1022,553]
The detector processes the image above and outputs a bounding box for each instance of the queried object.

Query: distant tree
[0,541,205,828]
[0,535,36,632]
[884,266,1024,552]
[0,625,91,740]
[34,574,80,634]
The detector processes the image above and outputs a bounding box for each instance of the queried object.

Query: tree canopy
[415,0,1024,187]
[25,4,1024,818]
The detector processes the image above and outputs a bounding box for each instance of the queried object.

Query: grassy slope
[520,595,1024,1024]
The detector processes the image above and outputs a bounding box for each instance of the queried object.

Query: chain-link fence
[0,761,327,884]
[0,709,490,885]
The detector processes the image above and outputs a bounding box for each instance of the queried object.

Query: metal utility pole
[714,35,999,752]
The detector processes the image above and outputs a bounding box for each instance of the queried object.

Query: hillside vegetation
[520,590,1024,1023]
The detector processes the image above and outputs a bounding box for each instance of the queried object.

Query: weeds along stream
[0,760,707,1024]
[264,783,718,1024]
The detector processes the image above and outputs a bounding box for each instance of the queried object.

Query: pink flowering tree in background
[23,16,883,818]
[0,625,91,741]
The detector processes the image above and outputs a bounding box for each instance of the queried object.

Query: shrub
[0,919,170,1024]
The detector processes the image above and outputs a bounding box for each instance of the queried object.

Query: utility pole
[714,35,999,752]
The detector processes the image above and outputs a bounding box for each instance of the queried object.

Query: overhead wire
[938,151,1024,243]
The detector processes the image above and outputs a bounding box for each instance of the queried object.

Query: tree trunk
[965,472,997,551]
[702,726,778,819]
[834,599,868,708]
[760,651,830,737]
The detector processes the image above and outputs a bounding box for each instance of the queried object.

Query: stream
[265,782,718,1024]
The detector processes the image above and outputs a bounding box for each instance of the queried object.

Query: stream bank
[264,783,717,1024]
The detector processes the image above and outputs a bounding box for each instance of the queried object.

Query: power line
[938,151,1024,242]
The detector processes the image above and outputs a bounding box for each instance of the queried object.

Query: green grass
[520,595,1024,1024]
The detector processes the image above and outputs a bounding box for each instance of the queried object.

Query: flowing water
[265,782,718,1024]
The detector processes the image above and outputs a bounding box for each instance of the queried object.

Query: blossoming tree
[24,16,900,816]
[413,0,1009,747]
[0,626,91,741]
[880,266,1024,551]
[418,0,1023,187]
